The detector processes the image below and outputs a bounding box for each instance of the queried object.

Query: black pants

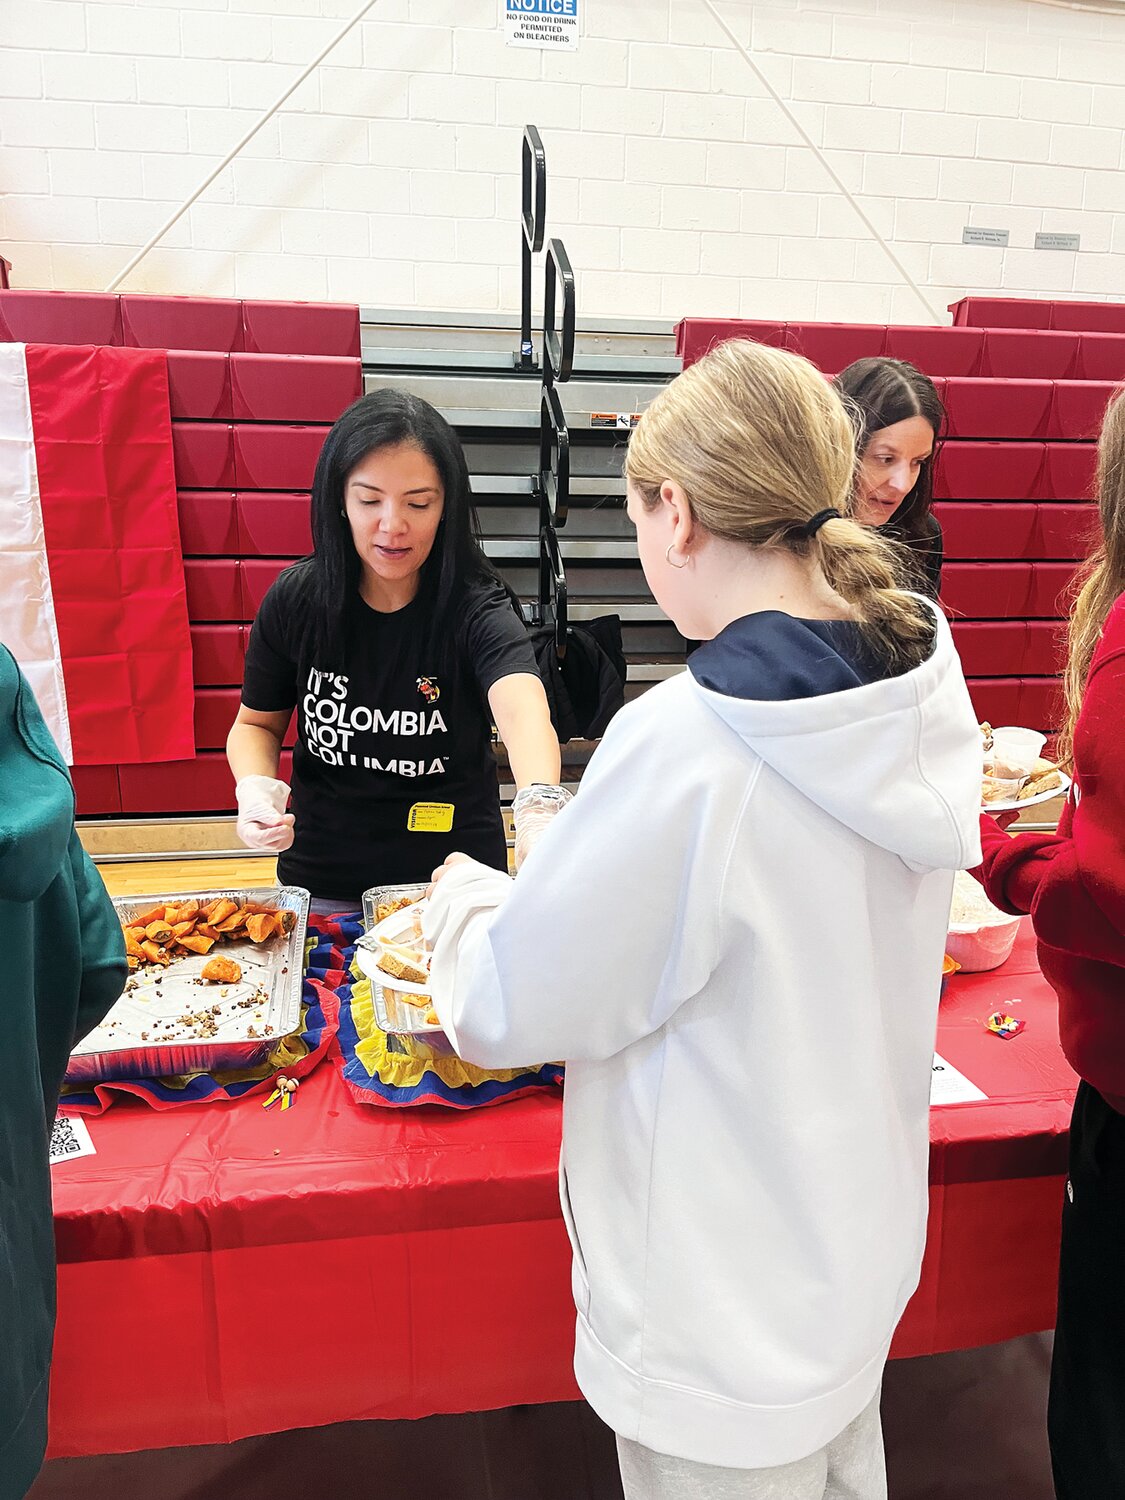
[1049,1081,1125,1499]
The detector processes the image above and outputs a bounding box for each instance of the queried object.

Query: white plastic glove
[235,774,295,852]
[512,783,573,871]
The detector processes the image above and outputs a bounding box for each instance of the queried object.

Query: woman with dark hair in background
[833,358,945,599]
[227,389,565,910]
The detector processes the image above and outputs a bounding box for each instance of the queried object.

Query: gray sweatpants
[616,1390,886,1500]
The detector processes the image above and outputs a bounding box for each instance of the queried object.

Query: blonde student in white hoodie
[424,340,982,1500]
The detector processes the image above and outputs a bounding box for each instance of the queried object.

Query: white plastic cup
[989,727,1046,780]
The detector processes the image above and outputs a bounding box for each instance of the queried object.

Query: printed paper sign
[49,1114,96,1166]
[504,0,579,50]
[930,1053,988,1107]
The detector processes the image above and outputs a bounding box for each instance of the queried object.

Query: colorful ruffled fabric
[322,910,564,1108]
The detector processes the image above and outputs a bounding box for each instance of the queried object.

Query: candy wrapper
[986,1011,1025,1040]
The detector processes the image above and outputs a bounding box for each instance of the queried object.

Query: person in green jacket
[0,645,127,1499]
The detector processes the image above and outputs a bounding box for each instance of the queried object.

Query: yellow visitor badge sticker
[407,802,454,833]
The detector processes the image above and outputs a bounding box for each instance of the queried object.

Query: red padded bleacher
[950,622,1063,677]
[980,329,1079,380]
[194,689,295,751]
[230,353,362,422]
[0,289,361,359]
[237,493,312,556]
[232,424,330,490]
[241,558,288,616]
[177,492,241,555]
[171,423,237,489]
[677,317,1125,383]
[166,350,233,420]
[70,765,123,816]
[189,625,245,687]
[183,558,242,622]
[0,290,122,345]
[935,503,1094,559]
[951,297,1125,335]
[121,294,244,353]
[241,299,361,357]
[884,325,982,377]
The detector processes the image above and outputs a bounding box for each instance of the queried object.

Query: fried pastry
[201,956,242,985]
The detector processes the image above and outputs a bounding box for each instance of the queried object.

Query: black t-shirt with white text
[241,560,538,901]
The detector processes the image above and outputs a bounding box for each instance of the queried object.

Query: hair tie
[804,508,840,539]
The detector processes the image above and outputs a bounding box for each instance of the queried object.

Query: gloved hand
[512,783,573,871]
[235,774,295,852]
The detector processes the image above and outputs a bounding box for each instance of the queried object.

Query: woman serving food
[227,389,566,910]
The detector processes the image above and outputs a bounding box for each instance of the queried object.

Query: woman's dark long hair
[305,388,509,668]
[833,358,945,546]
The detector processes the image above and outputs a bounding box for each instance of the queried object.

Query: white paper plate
[981,772,1071,814]
[354,900,431,995]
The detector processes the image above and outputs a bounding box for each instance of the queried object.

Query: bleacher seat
[69,765,123,816]
[121,294,244,353]
[784,322,886,371]
[183,559,242,622]
[951,296,1125,335]
[229,353,362,423]
[177,491,240,555]
[165,350,233,420]
[981,330,1079,380]
[233,424,329,490]
[236,492,311,556]
[942,379,1054,440]
[935,502,1093,560]
[933,442,1047,502]
[1076,332,1125,381]
[240,299,361,357]
[0,290,122,345]
[189,624,245,687]
[240,558,288,616]
[884,325,982,376]
[171,423,237,488]
[194,688,295,750]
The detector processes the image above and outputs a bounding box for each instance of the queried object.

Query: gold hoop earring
[665,544,687,570]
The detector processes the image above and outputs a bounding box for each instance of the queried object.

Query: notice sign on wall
[504,0,579,50]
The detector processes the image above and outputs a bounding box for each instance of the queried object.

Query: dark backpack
[529,614,626,743]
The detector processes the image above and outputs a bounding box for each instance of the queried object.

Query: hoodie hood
[0,646,75,903]
[688,604,982,873]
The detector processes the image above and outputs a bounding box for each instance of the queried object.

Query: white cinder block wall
[2,0,1124,324]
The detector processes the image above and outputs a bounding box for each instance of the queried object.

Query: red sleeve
[974,815,1065,916]
[975,646,1125,960]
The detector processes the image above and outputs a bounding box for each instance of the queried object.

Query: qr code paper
[49,1115,95,1166]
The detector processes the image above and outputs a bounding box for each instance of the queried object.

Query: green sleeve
[67,833,128,1044]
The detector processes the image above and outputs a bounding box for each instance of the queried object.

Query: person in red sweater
[976,386,1125,1500]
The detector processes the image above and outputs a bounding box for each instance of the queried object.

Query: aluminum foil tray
[66,886,310,1083]
[359,882,443,1040]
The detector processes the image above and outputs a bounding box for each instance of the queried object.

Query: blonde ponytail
[810,519,936,669]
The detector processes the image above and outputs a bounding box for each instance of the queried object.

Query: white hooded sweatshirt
[424,605,983,1470]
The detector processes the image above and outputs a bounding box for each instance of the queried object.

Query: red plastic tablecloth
[47,921,1074,1458]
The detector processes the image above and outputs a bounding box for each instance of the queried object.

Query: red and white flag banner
[0,342,195,766]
